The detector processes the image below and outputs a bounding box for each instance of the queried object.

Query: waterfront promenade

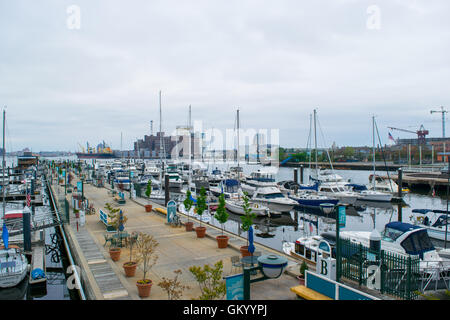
[51,177,299,300]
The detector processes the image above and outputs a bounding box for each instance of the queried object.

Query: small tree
[157,269,190,300]
[240,192,256,247]
[135,232,159,284]
[195,187,207,228]
[214,194,228,236]
[189,260,226,300]
[299,261,308,278]
[104,203,128,247]
[125,231,138,265]
[184,190,194,225]
[145,180,152,199]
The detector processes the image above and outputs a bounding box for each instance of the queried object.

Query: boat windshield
[381,227,404,242]
[264,193,284,199]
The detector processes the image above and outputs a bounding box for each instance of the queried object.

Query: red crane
[387,125,429,144]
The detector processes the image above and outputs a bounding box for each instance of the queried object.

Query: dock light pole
[438,152,450,248]
[243,254,288,300]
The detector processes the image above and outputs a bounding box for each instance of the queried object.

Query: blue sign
[167,200,177,223]
[225,273,244,300]
[77,181,83,192]
[338,206,346,227]
[62,170,66,177]
[130,171,134,178]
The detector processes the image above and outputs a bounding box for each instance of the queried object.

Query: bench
[290,285,333,300]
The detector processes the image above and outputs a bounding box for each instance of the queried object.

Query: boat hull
[225,200,268,216]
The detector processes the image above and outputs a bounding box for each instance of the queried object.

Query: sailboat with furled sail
[0,108,29,288]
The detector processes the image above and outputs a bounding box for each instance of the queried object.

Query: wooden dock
[386,172,450,191]
[29,245,47,286]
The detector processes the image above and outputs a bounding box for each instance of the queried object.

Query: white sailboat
[0,109,28,288]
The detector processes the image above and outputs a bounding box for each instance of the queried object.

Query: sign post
[336,205,346,282]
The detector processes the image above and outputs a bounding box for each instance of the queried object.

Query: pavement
[52,176,300,300]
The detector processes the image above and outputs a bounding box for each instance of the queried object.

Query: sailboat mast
[2,109,5,218]
[237,108,240,167]
[372,115,376,188]
[314,109,318,176]
[188,105,192,192]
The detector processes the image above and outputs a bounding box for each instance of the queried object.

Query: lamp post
[438,152,450,248]
[242,254,288,300]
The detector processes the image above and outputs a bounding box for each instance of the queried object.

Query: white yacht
[240,169,277,196]
[367,174,403,194]
[317,182,359,205]
[251,187,297,213]
[209,179,240,199]
[411,209,450,242]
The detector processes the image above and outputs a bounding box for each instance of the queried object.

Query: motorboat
[164,165,183,189]
[367,174,402,194]
[114,175,131,191]
[240,169,277,196]
[225,199,269,216]
[411,209,450,242]
[284,221,450,271]
[288,190,339,209]
[138,175,161,190]
[345,184,392,202]
[316,182,359,205]
[251,187,297,213]
[210,179,240,199]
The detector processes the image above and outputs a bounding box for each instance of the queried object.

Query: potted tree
[123,231,138,277]
[144,180,153,212]
[297,261,308,285]
[239,192,256,257]
[157,269,190,300]
[135,232,159,298]
[214,194,229,248]
[183,190,194,231]
[189,260,226,300]
[194,187,207,238]
[105,203,128,262]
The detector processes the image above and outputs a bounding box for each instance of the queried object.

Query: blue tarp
[346,184,368,191]
[224,179,239,187]
[31,268,46,280]
[299,182,319,191]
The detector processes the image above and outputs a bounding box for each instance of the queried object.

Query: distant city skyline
[1,1,449,152]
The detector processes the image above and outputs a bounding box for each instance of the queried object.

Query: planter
[185,221,194,231]
[195,226,206,238]
[216,235,229,249]
[123,262,137,277]
[297,275,305,286]
[145,205,153,212]
[136,279,152,297]
[109,248,121,261]
[240,246,251,257]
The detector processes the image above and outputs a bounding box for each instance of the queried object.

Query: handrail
[45,176,86,300]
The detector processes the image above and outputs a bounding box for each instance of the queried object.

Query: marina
[2,0,450,307]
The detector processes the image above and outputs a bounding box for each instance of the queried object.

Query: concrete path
[55,177,300,300]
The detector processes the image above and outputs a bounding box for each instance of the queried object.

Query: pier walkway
[51,178,300,300]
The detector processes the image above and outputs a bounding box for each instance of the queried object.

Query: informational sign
[167,200,177,223]
[225,273,244,300]
[77,181,83,193]
[338,206,346,227]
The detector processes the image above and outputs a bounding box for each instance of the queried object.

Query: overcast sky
[1,0,449,152]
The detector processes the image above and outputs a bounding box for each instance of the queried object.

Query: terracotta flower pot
[297,275,305,286]
[185,221,194,231]
[136,279,152,297]
[240,246,251,257]
[123,261,137,277]
[145,204,152,212]
[216,235,229,249]
[109,248,121,261]
[195,226,206,238]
